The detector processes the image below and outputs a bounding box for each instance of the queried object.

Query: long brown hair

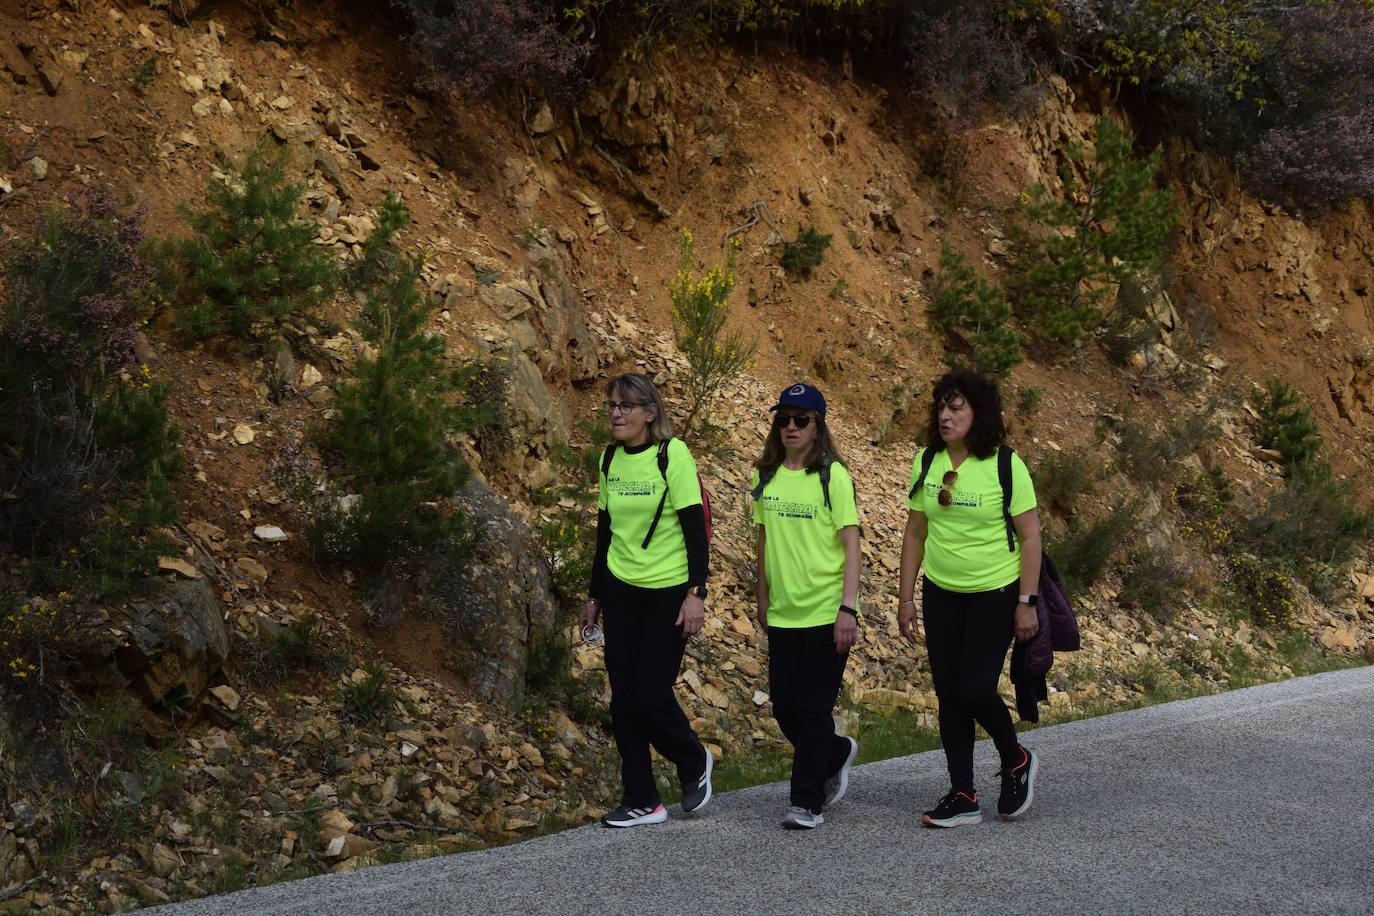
[753,409,846,476]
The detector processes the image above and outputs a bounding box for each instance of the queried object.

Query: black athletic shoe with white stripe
[998,746,1038,820]
[600,803,668,828]
[681,746,714,814]
[921,789,982,828]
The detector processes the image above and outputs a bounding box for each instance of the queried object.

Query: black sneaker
[921,789,982,828]
[600,803,667,828]
[681,746,714,814]
[823,736,859,806]
[998,746,1038,820]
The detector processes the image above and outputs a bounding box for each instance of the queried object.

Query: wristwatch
[690,585,708,599]
[839,604,859,619]
[1018,594,1038,606]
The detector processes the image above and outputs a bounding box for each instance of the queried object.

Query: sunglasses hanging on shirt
[938,470,958,507]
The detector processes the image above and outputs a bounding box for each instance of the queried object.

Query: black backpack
[910,444,1081,652]
[601,440,714,549]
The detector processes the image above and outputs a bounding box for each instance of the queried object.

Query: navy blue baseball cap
[769,382,827,417]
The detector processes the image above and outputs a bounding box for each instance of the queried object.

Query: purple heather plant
[2,188,152,389]
[391,0,588,99]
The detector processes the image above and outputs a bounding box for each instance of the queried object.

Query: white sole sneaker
[922,809,983,828]
[601,804,668,828]
[682,747,714,814]
[1001,749,1039,820]
[824,736,859,806]
[782,806,823,830]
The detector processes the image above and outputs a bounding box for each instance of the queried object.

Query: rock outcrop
[425,478,559,711]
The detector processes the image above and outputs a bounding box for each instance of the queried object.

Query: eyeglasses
[938,470,958,507]
[604,400,647,415]
[775,413,814,429]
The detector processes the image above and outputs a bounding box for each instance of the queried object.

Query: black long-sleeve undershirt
[588,504,709,599]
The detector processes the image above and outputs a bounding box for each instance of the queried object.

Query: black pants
[603,573,706,808]
[768,624,851,813]
[922,579,1022,794]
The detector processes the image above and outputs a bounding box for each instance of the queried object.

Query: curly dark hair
[923,369,1006,459]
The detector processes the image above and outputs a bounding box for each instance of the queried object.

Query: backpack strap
[997,444,1016,553]
[641,439,672,549]
[750,466,778,501]
[908,446,937,499]
[819,456,833,510]
[600,443,619,480]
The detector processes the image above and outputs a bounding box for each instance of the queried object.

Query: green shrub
[1119,544,1191,622]
[172,144,337,341]
[1112,407,1218,487]
[1173,466,1232,549]
[925,243,1022,379]
[1050,497,1139,593]
[339,663,397,723]
[1253,378,1322,470]
[778,226,832,278]
[670,230,756,444]
[132,54,158,90]
[305,196,483,570]
[1007,117,1177,347]
[1242,460,1374,577]
[1033,447,1099,518]
[1227,554,1299,629]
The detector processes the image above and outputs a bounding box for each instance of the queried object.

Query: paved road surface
[149,666,1374,916]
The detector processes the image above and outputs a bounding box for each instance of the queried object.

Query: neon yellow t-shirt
[752,463,860,628]
[598,438,702,589]
[906,447,1036,593]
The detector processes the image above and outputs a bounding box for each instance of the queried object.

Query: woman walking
[752,383,862,830]
[897,369,1042,827]
[581,373,714,827]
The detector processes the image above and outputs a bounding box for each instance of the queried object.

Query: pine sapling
[926,243,1022,379]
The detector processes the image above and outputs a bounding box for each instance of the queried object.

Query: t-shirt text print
[597,438,702,589]
[752,463,860,629]
[761,496,818,520]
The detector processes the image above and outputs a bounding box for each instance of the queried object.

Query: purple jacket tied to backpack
[910,444,1082,721]
[990,446,1081,721]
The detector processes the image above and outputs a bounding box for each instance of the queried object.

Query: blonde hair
[607,373,674,442]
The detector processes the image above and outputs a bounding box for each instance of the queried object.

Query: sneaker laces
[993,748,1028,782]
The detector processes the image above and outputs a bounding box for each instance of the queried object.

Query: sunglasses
[938,470,958,508]
[775,413,814,429]
[604,400,647,415]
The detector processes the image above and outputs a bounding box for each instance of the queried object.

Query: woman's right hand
[897,599,919,643]
[580,599,600,632]
[757,601,769,629]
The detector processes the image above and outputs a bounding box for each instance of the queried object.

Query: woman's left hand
[677,592,705,637]
[1014,603,1038,643]
[833,611,857,652]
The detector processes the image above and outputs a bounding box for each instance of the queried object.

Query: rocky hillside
[1,0,1373,911]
